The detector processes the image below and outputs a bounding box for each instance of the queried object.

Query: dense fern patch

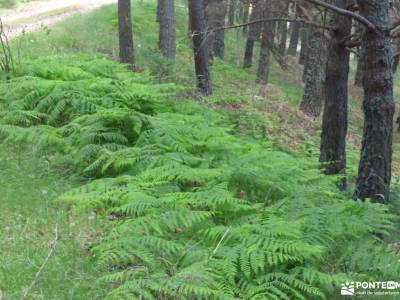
[1,55,399,299]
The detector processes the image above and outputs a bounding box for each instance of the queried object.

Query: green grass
[7,0,393,189]
[10,0,309,156]
[2,0,400,299]
[12,0,194,81]
[0,146,106,299]
[2,52,400,300]
[11,0,303,102]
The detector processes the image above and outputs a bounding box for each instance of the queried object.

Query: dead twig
[21,224,59,300]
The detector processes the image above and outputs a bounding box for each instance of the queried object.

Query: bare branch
[303,0,378,32]
[212,17,334,33]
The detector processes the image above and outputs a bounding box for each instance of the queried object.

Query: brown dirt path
[1,0,116,38]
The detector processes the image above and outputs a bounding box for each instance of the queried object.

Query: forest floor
[1,0,400,299]
[1,0,116,38]
[0,146,107,299]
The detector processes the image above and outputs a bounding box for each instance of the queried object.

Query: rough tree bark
[277,0,289,56]
[299,25,328,117]
[287,3,301,56]
[354,23,365,86]
[158,0,176,59]
[243,1,262,68]
[390,2,400,73]
[213,0,228,58]
[299,25,309,65]
[188,0,213,95]
[118,0,135,68]
[205,0,228,60]
[257,0,273,84]
[354,0,395,203]
[320,0,352,190]
[156,0,161,22]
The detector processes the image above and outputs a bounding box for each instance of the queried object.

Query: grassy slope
[0,146,107,299]
[1,3,185,297]
[11,1,313,152]
[9,0,395,146]
[2,0,400,298]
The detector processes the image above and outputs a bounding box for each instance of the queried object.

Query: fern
[1,55,399,300]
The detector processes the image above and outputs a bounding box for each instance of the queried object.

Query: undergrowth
[0,144,107,299]
[0,55,399,300]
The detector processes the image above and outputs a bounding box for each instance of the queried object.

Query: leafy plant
[1,55,399,300]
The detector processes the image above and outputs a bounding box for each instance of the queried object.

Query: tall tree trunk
[299,25,309,65]
[277,22,288,57]
[228,0,236,25]
[277,0,289,57]
[287,3,301,56]
[189,0,213,95]
[205,0,228,60]
[287,21,301,56]
[243,2,262,68]
[242,1,250,36]
[118,0,135,68]
[354,0,395,203]
[320,0,352,190]
[299,27,328,117]
[257,1,273,84]
[158,0,176,60]
[215,0,228,59]
[390,3,400,73]
[156,0,161,22]
[354,23,365,86]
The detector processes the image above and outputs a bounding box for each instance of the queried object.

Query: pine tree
[354,0,395,203]
[287,4,301,56]
[243,0,262,68]
[299,25,309,65]
[188,0,213,95]
[205,0,228,60]
[299,2,328,117]
[277,0,289,56]
[257,0,273,85]
[320,0,352,190]
[118,0,135,68]
[158,0,176,60]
